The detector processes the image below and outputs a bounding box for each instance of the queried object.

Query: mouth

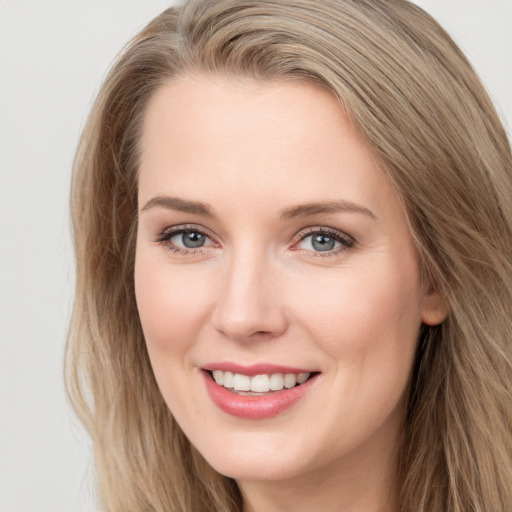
[205,369,317,396]
[201,366,320,419]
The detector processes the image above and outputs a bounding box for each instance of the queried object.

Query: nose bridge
[212,243,286,341]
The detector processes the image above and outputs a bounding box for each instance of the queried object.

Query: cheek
[134,251,212,355]
[289,261,422,446]
[291,259,423,377]
[134,251,214,420]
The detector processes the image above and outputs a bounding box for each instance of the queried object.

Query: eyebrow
[279,200,377,220]
[140,196,214,217]
[140,195,376,221]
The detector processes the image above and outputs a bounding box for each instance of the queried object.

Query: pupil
[182,232,205,248]
[312,234,335,251]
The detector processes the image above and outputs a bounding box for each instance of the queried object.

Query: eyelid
[153,224,219,251]
[152,223,355,256]
[291,226,356,254]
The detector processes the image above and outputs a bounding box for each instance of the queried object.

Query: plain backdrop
[0,1,510,511]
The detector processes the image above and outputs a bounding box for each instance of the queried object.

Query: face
[135,75,446,486]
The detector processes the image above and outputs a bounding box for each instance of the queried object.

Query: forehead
[137,75,400,223]
[139,75,350,160]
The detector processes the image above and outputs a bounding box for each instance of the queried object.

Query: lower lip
[202,371,318,419]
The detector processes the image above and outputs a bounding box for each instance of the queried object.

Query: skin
[135,75,447,512]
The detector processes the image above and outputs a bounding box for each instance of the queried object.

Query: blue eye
[171,231,208,249]
[308,233,338,251]
[155,226,215,253]
[296,229,354,254]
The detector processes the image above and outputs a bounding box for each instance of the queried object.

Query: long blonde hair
[66,1,512,510]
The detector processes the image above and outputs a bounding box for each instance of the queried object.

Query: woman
[66,0,512,510]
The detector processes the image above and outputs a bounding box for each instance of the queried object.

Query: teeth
[210,370,311,393]
[284,374,297,388]
[223,371,234,388]
[233,374,251,391]
[251,374,270,392]
[212,370,223,385]
[269,373,284,391]
[297,373,309,384]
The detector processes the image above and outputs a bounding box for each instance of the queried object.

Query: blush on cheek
[299,266,421,361]
[137,292,189,353]
[135,257,214,354]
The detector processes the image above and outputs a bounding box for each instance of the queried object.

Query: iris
[181,231,206,248]
[311,234,336,251]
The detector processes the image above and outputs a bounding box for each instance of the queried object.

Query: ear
[421,287,448,326]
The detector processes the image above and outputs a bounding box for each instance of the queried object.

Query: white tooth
[233,373,251,391]
[269,373,284,391]
[284,373,297,388]
[296,372,310,384]
[213,370,224,385]
[223,371,234,388]
[251,374,270,392]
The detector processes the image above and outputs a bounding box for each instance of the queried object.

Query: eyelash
[153,224,217,256]
[292,227,355,257]
[153,224,356,257]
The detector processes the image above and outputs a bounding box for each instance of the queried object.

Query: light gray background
[1,1,510,511]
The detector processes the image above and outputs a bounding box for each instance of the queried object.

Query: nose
[211,250,288,342]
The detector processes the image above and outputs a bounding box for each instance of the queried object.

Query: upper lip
[202,362,316,376]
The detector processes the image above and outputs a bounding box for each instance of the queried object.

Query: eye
[294,228,354,255]
[171,230,209,249]
[154,225,217,254]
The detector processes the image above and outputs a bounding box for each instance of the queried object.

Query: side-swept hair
[66,1,512,510]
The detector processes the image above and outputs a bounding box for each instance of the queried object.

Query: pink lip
[201,369,319,419]
[203,362,313,376]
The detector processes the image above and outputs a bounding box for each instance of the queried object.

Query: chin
[207,453,303,483]
[190,428,319,483]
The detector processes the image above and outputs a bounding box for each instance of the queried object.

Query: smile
[211,370,311,394]
[201,366,319,419]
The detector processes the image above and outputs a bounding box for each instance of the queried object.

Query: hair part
[66,1,512,510]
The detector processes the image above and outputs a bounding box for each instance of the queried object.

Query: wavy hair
[66,1,512,510]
